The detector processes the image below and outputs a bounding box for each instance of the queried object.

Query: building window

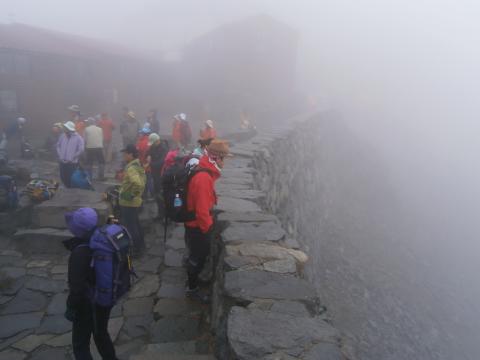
[0,90,18,112]
[0,53,13,75]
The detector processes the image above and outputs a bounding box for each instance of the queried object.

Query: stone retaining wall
[212,112,351,360]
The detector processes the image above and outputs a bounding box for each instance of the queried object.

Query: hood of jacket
[198,155,221,181]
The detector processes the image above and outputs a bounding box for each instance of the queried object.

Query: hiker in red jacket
[185,139,232,302]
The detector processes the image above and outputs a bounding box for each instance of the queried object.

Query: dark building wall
[181,15,300,130]
[0,47,176,143]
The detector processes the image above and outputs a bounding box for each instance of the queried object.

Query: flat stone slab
[216,189,265,201]
[141,341,197,355]
[11,334,53,352]
[13,228,71,254]
[226,243,307,264]
[129,275,159,298]
[164,249,184,267]
[216,183,252,192]
[46,293,67,315]
[157,284,185,299]
[0,349,27,360]
[216,197,261,213]
[218,176,254,186]
[160,268,186,285]
[32,188,110,228]
[25,277,67,293]
[0,312,43,338]
[45,332,71,347]
[50,265,68,274]
[123,314,153,339]
[131,354,215,360]
[224,270,318,304]
[227,307,340,359]
[304,343,345,360]
[150,316,200,343]
[108,317,124,342]
[36,314,70,334]
[222,222,285,243]
[153,298,202,317]
[1,288,47,315]
[29,348,67,360]
[136,258,162,273]
[218,212,276,224]
[166,237,185,251]
[171,226,185,240]
[123,297,154,317]
[229,147,255,158]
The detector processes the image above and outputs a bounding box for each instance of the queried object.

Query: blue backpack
[89,224,134,307]
[0,176,18,211]
[71,168,94,191]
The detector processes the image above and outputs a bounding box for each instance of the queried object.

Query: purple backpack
[89,224,134,307]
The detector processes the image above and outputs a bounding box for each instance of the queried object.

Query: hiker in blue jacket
[63,207,118,360]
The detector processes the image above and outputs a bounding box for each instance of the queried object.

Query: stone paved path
[0,203,215,359]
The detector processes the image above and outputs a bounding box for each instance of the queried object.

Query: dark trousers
[59,162,77,188]
[152,175,164,217]
[119,206,145,252]
[85,148,105,180]
[186,226,212,290]
[72,302,117,360]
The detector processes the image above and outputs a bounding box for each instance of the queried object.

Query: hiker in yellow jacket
[119,144,146,256]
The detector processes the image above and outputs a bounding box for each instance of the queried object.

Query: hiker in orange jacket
[184,139,231,302]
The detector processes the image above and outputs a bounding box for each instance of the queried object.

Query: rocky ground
[0,158,215,360]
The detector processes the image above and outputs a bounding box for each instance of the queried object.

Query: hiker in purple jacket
[64,207,118,360]
[57,121,85,187]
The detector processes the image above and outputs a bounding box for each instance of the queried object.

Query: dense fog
[3,0,480,358]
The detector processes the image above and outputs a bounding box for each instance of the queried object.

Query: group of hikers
[49,104,228,359]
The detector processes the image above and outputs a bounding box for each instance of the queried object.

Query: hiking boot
[185,287,211,304]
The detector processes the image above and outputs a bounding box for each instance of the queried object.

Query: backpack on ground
[161,161,208,223]
[89,224,134,307]
[25,179,59,202]
[0,175,18,211]
[71,167,94,191]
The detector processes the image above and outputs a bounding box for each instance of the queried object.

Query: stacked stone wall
[212,112,352,359]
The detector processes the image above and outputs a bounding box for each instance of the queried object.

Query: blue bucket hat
[65,207,98,238]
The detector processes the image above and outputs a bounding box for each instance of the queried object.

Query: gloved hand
[64,307,77,322]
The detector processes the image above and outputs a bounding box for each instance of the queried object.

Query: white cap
[17,117,26,124]
[206,119,213,128]
[63,121,76,132]
[179,113,186,121]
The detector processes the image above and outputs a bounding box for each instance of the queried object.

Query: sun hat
[63,121,76,132]
[127,111,136,119]
[65,207,98,238]
[207,139,233,158]
[148,133,160,146]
